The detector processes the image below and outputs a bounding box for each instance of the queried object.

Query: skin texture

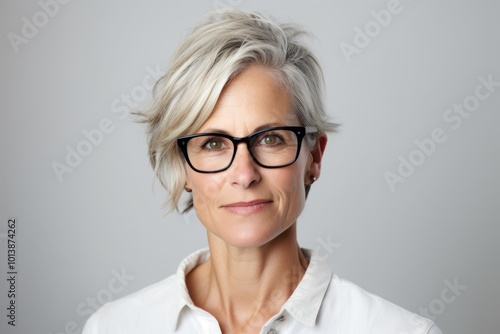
[185,65,327,333]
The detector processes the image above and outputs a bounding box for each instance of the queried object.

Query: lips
[223,199,272,207]
[222,199,272,215]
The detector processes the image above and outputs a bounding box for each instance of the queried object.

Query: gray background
[1,0,499,333]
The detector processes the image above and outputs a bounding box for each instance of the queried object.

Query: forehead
[198,65,300,134]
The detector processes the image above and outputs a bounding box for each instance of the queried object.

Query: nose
[228,143,261,188]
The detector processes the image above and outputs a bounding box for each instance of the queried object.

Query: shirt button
[267,329,277,334]
[276,315,286,322]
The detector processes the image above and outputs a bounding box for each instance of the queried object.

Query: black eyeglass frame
[177,126,318,173]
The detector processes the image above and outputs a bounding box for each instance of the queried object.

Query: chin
[212,219,292,249]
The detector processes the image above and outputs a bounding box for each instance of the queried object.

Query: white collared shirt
[82,248,443,334]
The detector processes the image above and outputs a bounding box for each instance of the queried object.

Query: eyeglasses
[177,126,318,173]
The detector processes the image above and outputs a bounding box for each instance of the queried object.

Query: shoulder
[319,275,440,334]
[82,248,210,334]
[82,274,178,334]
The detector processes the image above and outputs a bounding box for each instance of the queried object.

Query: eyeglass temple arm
[305,126,318,134]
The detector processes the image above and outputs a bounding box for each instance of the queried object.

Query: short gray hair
[138,8,338,212]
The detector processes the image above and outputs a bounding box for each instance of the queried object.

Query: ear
[184,168,193,192]
[305,133,328,184]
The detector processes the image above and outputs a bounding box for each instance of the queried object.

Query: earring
[310,176,317,184]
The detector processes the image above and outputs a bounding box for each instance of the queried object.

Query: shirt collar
[167,247,333,330]
[281,248,333,326]
[167,247,210,331]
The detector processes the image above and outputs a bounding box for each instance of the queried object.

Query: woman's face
[185,65,324,248]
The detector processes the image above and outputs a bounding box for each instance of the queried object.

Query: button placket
[265,314,286,334]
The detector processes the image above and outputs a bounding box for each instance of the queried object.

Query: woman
[83,9,442,334]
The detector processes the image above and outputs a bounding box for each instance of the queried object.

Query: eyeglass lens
[186,129,299,172]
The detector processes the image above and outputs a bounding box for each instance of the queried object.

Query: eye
[260,133,284,146]
[201,137,226,150]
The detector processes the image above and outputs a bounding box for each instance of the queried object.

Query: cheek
[272,165,307,213]
[288,173,306,206]
[189,173,225,210]
[284,152,310,207]
[294,149,312,185]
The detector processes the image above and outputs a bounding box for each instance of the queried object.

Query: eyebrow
[199,122,287,136]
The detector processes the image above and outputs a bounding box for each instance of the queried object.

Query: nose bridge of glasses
[231,136,256,160]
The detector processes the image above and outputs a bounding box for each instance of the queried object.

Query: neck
[187,223,308,331]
